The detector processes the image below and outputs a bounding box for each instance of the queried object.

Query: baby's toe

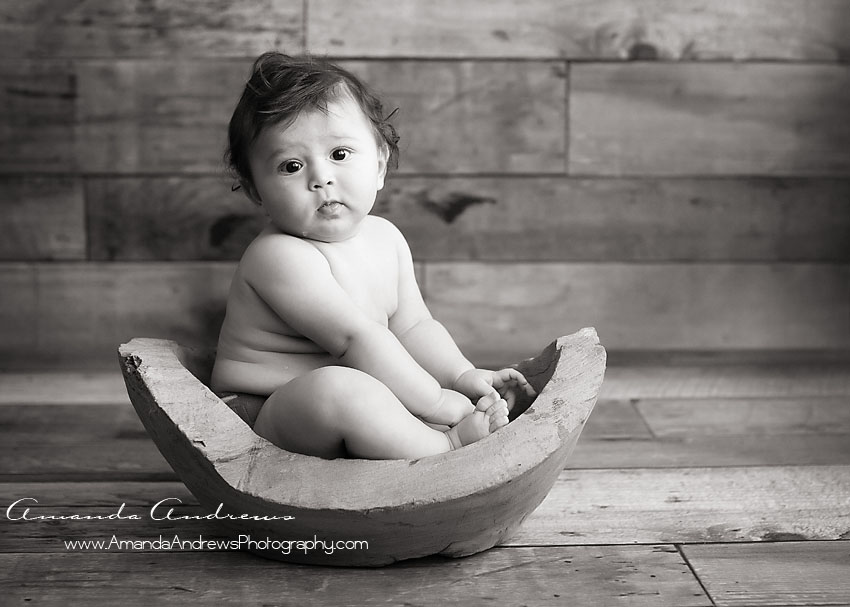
[475,391,501,411]
[485,399,509,417]
[485,401,509,432]
[489,412,509,432]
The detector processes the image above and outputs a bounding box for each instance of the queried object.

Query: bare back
[211,216,402,396]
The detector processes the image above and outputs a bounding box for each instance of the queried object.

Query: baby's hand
[453,368,536,413]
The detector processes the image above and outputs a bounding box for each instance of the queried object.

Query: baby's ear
[238,179,263,205]
[376,144,389,191]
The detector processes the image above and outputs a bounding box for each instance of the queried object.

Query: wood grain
[86,177,262,261]
[4,354,848,407]
[0,442,174,482]
[0,372,129,405]
[75,59,248,174]
[0,482,195,507]
[0,263,234,369]
[424,262,850,358]
[3,466,848,548]
[0,60,77,173]
[378,177,850,262]
[582,400,652,440]
[0,404,147,441]
[0,547,710,606]
[578,396,850,468]
[0,399,635,447]
[309,0,850,61]
[0,400,638,481]
[601,361,850,399]
[3,398,849,479]
[339,61,567,174]
[84,175,850,261]
[0,177,85,260]
[683,542,850,607]
[636,397,850,436]
[512,466,850,545]
[570,63,850,176]
[0,262,425,371]
[0,1,304,58]
[8,427,850,478]
[570,434,850,469]
[68,59,565,174]
[2,262,847,368]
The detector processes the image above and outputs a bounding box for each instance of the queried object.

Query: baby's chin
[277,223,361,243]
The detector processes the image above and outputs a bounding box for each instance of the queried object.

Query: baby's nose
[309,165,334,189]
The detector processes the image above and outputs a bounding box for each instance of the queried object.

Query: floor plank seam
[4,461,850,482]
[0,475,179,483]
[676,544,718,607]
[567,463,850,472]
[503,539,850,549]
[627,397,660,439]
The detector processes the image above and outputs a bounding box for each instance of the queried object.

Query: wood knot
[628,42,658,60]
[417,192,497,223]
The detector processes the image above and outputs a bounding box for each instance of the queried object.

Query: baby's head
[226,52,399,200]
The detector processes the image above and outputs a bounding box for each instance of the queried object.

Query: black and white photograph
[1,1,849,604]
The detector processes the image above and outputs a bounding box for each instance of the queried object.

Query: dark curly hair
[226,52,400,197]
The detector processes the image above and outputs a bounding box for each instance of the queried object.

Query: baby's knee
[304,366,391,416]
[254,367,363,452]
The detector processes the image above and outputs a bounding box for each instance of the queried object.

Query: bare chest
[315,242,398,325]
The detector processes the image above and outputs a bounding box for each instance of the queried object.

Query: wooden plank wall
[1,0,849,369]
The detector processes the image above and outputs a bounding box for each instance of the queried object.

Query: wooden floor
[1,353,849,606]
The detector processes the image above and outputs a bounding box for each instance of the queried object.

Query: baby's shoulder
[363,215,407,248]
[239,231,328,280]
[243,229,322,259]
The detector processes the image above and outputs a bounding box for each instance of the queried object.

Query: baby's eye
[331,148,350,161]
[280,160,302,174]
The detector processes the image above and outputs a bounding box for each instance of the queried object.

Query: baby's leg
[253,366,506,460]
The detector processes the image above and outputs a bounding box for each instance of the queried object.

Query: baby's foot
[446,400,509,449]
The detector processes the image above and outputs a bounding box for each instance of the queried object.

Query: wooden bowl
[118,327,605,566]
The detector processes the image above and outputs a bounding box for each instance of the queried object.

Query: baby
[211,52,534,460]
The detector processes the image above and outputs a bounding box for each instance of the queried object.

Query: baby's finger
[501,368,537,397]
[491,368,520,386]
[504,390,516,411]
[493,368,533,392]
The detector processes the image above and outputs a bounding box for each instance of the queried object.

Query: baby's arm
[387,225,474,385]
[242,235,472,425]
[387,223,535,411]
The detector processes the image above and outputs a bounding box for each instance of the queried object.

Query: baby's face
[247,93,388,242]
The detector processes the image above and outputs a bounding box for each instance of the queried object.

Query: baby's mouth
[317,200,343,215]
